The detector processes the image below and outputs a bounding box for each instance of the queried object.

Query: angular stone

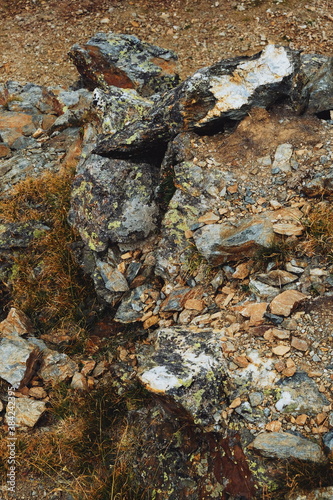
[0,221,50,249]
[256,270,298,287]
[272,345,290,356]
[93,87,153,135]
[286,486,333,500]
[5,398,46,429]
[273,222,304,236]
[96,261,129,292]
[249,279,280,301]
[240,302,268,326]
[272,143,293,173]
[270,290,307,316]
[95,45,300,157]
[275,372,329,415]
[291,337,308,352]
[298,53,333,114]
[184,299,204,312]
[28,386,47,399]
[137,326,229,429]
[115,285,159,323]
[250,431,326,463]
[71,372,88,391]
[69,32,180,96]
[39,351,78,383]
[0,308,33,338]
[69,155,159,252]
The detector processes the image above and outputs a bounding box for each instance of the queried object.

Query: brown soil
[0,0,332,88]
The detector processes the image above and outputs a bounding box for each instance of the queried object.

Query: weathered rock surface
[250,431,326,463]
[299,53,333,114]
[286,487,333,500]
[137,326,229,430]
[5,398,46,429]
[69,32,180,96]
[69,155,160,252]
[94,44,301,157]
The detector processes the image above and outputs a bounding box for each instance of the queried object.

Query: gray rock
[137,326,230,429]
[272,143,293,173]
[192,213,276,266]
[69,32,180,96]
[250,431,326,463]
[93,87,153,135]
[0,222,50,249]
[299,53,333,114]
[286,487,333,500]
[114,284,159,323]
[275,372,329,415]
[69,155,160,252]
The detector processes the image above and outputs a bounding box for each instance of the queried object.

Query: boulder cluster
[1,32,333,499]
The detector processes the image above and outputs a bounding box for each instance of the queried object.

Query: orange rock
[184,299,204,311]
[229,397,242,409]
[266,420,282,432]
[295,414,308,426]
[143,315,159,329]
[270,290,307,317]
[291,337,308,352]
[272,345,291,356]
[232,262,252,279]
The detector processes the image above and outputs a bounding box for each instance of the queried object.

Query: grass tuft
[302,201,333,260]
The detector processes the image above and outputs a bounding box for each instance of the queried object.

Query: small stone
[272,345,291,356]
[273,222,304,236]
[240,302,268,326]
[0,308,33,337]
[229,397,242,409]
[28,386,47,399]
[5,398,46,429]
[291,337,308,352]
[270,290,307,317]
[295,414,308,425]
[275,360,286,372]
[249,392,264,407]
[71,372,88,391]
[143,315,160,329]
[198,211,220,224]
[81,359,96,376]
[184,299,204,311]
[266,420,282,432]
[232,262,252,279]
[316,412,327,425]
[282,366,296,377]
[233,356,249,368]
[92,361,108,378]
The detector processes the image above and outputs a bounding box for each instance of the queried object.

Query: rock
[5,398,46,429]
[114,285,159,323]
[39,350,78,383]
[249,279,280,301]
[96,261,129,292]
[291,336,308,351]
[69,155,160,252]
[302,170,333,198]
[0,308,33,337]
[240,302,268,326]
[272,143,293,173]
[137,326,229,429]
[299,53,333,114]
[93,87,153,135]
[69,32,180,96]
[0,336,43,387]
[250,431,326,463]
[28,386,47,399]
[192,213,276,266]
[71,372,88,391]
[94,45,300,157]
[286,487,333,500]
[0,222,50,249]
[272,345,290,356]
[256,270,298,287]
[275,372,329,415]
[270,290,307,316]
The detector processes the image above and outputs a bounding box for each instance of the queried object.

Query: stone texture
[69,32,180,96]
[137,326,229,429]
[286,487,333,500]
[0,308,33,337]
[94,45,300,157]
[299,53,333,114]
[250,431,326,463]
[270,290,307,316]
[275,372,329,415]
[5,398,46,429]
[69,155,160,252]
[0,222,50,249]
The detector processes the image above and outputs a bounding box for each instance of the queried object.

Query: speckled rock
[275,372,329,415]
[94,45,300,157]
[299,53,333,114]
[114,284,160,323]
[69,32,180,96]
[5,398,46,429]
[137,326,230,430]
[93,87,153,135]
[68,155,160,252]
[250,431,326,463]
[0,221,50,249]
[286,487,333,500]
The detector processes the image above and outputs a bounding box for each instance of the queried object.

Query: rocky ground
[0,1,333,500]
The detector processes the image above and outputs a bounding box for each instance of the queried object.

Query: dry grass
[0,382,151,499]
[302,201,333,260]
[0,166,95,333]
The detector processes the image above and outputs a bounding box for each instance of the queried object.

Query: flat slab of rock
[250,431,326,463]
[137,326,229,429]
[69,32,180,96]
[270,290,307,316]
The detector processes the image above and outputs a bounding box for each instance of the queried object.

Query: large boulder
[94,44,301,158]
[69,32,180,96]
